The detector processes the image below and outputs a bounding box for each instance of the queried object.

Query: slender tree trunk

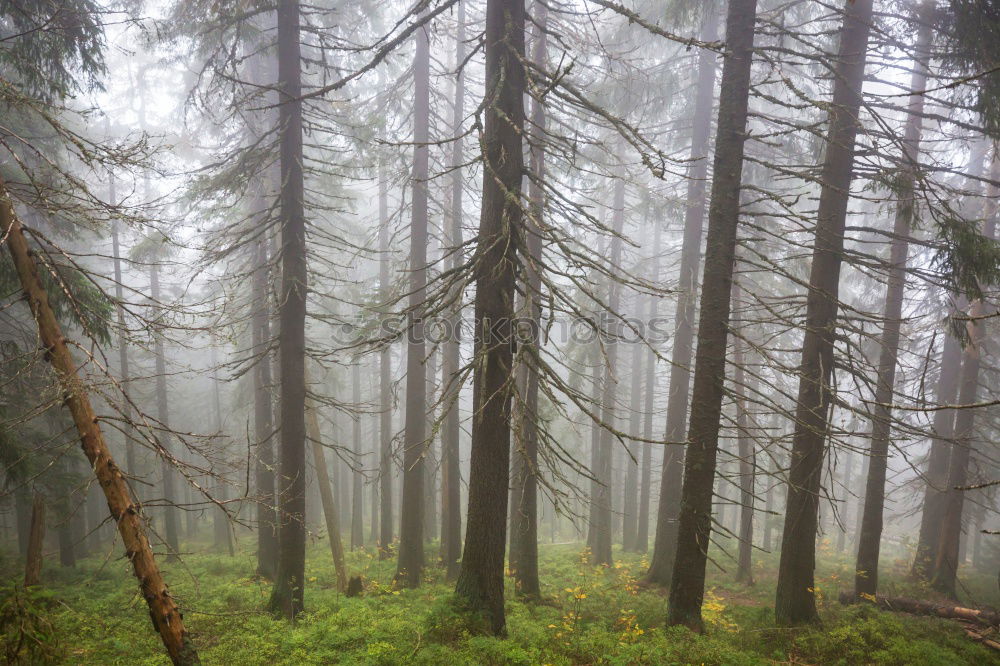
[439,3,466,580]
[2,177,199,663]
[775,0,874,626]
[110,216,136,476]
[150,262,181,558]
[24,493,45,587]
[837,449,853,553]
[454,0,525,636]
[646,8,719,586]
[268,0,308,619]
[623,292,642,553]
[351,362,364,550]
[306,396,348,592]
[732,284,754,584]
[508,0,547,597]
[211,345,233,555]
[637,215,662,554]
[854,3,932,599]
[377,161,394,559]
[395,13,431,587]
[253,238,278,577]
[591,179,627,566]
[665,0,757,631]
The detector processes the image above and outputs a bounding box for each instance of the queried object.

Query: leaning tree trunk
[377,159,394,559]
[439,0,466,581]
[854,1,932,600]
[268,0,308,619]
[306,394,349,592]
[775,0,874,626]
[508,0,547,597]
[646,7,719,587]
[665,0,757,631]
[395,13,431,588]
[1,178,199,663]
[454,0,525,636]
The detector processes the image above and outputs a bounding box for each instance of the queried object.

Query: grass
[0,533,996,664]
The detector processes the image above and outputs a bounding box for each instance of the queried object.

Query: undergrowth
[0,535,995,664]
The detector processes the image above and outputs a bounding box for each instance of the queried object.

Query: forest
[3,0,1000,663]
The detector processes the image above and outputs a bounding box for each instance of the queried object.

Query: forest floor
[1,536,998,664]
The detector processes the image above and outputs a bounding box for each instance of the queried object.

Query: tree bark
[306,395,348,592]
[252,237,278,577]
[439,0,466,581]
[775,0,874,626]
[268,0,308,619]
[395,12,431,588]
[149,260,181,558]
[592,177,627,567]
[377,159,394,559]
[508,0,547,597]
[854,1,932,599]
[636,213,662,554]
[732,283,754,585]
[454,0,525,636]
[1,177,199,663]
[24,493,45,586]
[646,8,719,586]
[665,0,757,631]
[912,143,989,580]
[351,362,364,550]
[932,169,997,596]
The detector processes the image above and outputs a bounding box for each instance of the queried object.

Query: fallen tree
[838,590,1000,627]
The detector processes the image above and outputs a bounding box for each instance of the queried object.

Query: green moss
[0,539,994,664]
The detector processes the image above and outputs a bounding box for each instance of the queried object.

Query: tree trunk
[2,177,199,663]
[377,159,394,559]
[149,261,181,558]
[110,216,136,477]
[665,0,757,631]
[854,2,932,599]
[454,0,525,636]
[837,449,853,553]
[646,7,719,587]
[623,293,642,553]
[912,143,989,580]
[775,0,874,626]
[268,0,308,619]
[252,237,278,577]
[395,12,431,588]
[306,396,349,592]
[637,213,662,554]
[24,493,45,587]
[439,0,466,580]
[508,0,547,597]
[211,345,234,556]
[932,169,998,596]
[351,362,364,550]
[591,178,627,567]
[732,284,754,585]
